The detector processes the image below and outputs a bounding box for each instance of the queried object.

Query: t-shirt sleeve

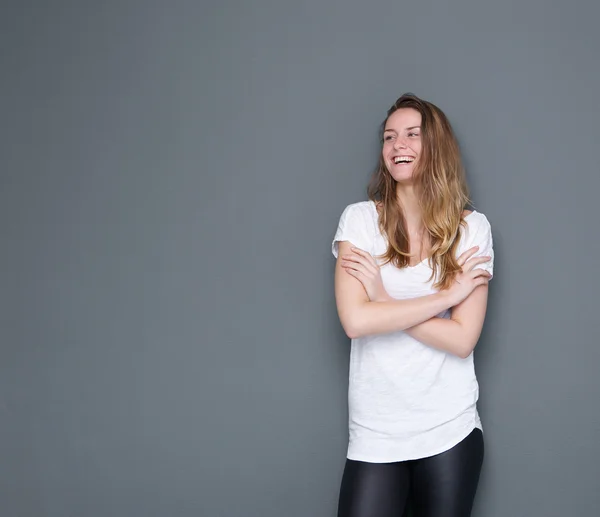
[331,203,373,259]
[459,214,494,280]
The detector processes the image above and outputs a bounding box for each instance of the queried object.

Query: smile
[392,156,415,164]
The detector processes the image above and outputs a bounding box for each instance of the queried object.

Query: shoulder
[458,210,493,249]
[337,200,378,225]
[464,210,492,232]
[332,201,379,255]
[340,200,376,216]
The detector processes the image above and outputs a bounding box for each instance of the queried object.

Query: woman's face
[382,108,422,183]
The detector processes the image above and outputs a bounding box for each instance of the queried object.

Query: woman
[331,93,494,517]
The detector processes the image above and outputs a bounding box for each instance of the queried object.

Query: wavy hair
[367,93,472,290]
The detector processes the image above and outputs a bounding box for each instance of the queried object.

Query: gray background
[1,1,599,516]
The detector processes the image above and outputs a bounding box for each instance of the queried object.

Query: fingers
[341,260,369,278]
[342,255,377,274]
[341,251,378,275]
[457,246,480,267]
[463,255,492,271]
[343,266,362,281]
[350,247,378,267]
[341,254,380,284]
[467,268,492,281]
[454,269,490,293]
[475,275,491,288]
[343,264,377,288]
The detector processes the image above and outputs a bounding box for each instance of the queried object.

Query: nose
[393,137,407,150]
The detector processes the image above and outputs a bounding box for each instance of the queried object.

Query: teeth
[393,156,414,164]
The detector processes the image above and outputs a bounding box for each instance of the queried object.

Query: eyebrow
[383,126,421,132]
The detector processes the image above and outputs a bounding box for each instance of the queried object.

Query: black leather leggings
[337,428,484,517]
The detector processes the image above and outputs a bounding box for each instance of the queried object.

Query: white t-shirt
[332,200,494,463]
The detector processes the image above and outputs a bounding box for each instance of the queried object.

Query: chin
[389,170,415,183]
[387,164,416,181]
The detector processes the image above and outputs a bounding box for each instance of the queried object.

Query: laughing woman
[332,93,494,517]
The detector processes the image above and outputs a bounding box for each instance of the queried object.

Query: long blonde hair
[367,93,471,290]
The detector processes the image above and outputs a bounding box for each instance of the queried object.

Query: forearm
[404,284,489,358]
[404,315,484,358]
[344,291,455,339]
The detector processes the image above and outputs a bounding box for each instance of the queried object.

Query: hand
[446,246,492,306]
[340,247,391,302]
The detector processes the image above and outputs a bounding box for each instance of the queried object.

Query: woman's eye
[408,132,419,137]
[384,135,394,141]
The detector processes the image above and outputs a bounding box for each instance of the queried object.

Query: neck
[395,183,423,234]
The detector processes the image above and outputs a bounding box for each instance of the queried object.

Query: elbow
[455,347,472,359]
[340,311,367,340]
[343,322,364,340]
[337,298,376,340]
[455,340,477,359]
[449,319,481,358]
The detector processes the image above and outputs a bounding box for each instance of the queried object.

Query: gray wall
[1,1,599,516]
